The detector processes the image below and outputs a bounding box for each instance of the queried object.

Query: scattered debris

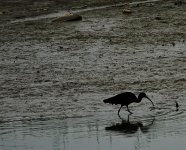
[175,101,179,111]
[147,3,155,7]
[123,9,132,14]
[52,12,82,22]
[155,16,162,20]
[72,5,87,9]
[0,11,8,15]
[171,42,176,46]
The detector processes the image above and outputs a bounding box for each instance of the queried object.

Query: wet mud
[0,0,186,150]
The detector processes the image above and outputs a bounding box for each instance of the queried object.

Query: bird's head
[138,92,155,107]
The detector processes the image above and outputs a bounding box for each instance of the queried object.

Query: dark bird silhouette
[103,92,154,116]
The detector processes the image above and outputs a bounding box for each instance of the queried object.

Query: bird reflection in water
[105,114,155,134]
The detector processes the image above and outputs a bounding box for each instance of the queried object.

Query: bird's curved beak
[146,96,155,107]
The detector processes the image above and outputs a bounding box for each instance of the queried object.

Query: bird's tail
[103,98,108,103]
[103,97,114,104]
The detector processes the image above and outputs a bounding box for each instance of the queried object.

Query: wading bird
[103,92,154,116]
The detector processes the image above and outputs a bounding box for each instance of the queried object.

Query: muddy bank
[0,0,129,23]
[0,0,186,122]
[1,1,186,43]
[0,1,186,150]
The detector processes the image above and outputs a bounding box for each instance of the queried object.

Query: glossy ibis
[103,92,154,116]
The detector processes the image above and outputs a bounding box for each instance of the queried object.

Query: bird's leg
[126,105,133,114]
[118,113,122,120]
[118,105,123,116]
[127,114,132,123]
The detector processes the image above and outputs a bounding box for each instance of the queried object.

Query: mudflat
[0,0,186,150]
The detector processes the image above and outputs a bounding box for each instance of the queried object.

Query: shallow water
[1,109,186,150]
[0,1,186,150]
